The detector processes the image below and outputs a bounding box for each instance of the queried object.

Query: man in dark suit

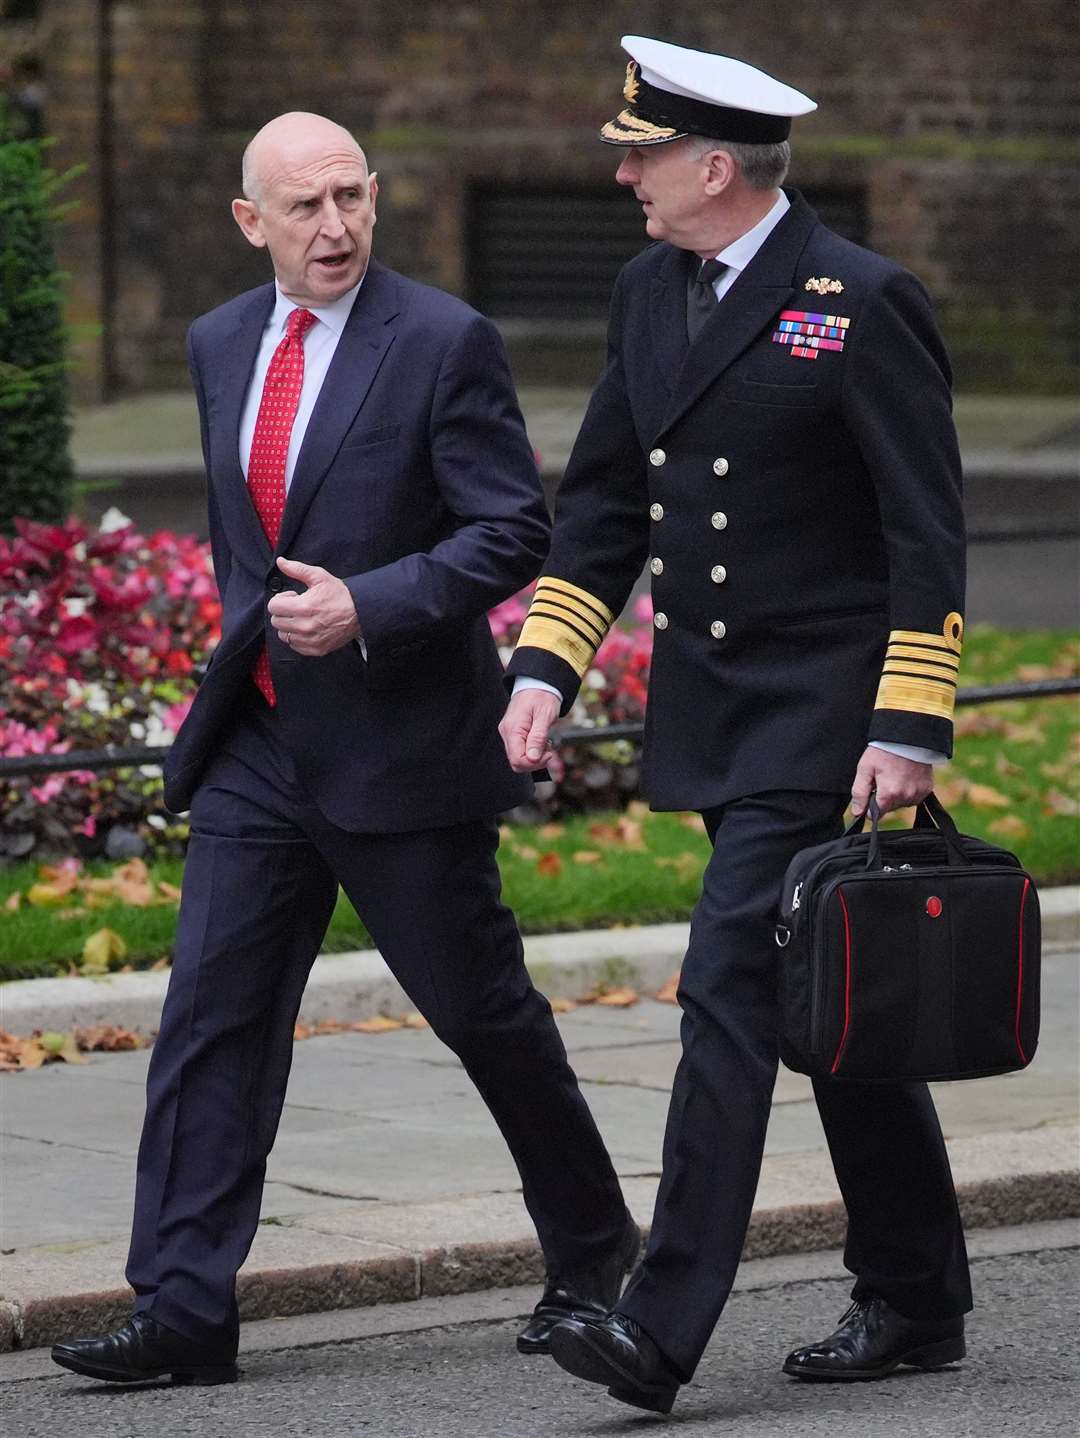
[52,111,636,1387]
[502,37,971,1416]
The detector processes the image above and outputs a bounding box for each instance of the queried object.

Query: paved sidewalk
[1,946,1076,1354]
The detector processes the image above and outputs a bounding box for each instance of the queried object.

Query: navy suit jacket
[164,261,547,830]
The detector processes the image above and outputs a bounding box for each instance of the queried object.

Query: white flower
[82,683,111,716]
[64,597,89,618]
[128,722,146,740]
[146,814,167,829]
[586,669,605,689]
[99,506,133,534]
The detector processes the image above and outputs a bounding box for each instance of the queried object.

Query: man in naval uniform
[500,36,971,1416]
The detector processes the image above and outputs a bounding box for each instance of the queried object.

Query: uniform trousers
[617,789,972,1380]
[126,699,627,1350]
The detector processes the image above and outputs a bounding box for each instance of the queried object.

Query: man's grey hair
[687,135,791,190]
[241,143,261,204]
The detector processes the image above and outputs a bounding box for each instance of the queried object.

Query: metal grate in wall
[467,182,868,322]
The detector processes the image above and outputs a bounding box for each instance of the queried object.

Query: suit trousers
[127,698,627,1348]
[617,790,972,1380]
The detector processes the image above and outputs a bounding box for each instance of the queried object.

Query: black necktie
[686,258,727,343]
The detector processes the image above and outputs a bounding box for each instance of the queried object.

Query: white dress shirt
[514,193,944,766]
[239,278,364,488]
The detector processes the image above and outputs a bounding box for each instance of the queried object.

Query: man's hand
[500,689,560,772]
[267,557,360,656]
[851,746,933,817]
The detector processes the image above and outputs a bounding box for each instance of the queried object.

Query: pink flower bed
[0,514,220,857]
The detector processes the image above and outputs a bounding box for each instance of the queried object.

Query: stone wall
[12,0,1080,397]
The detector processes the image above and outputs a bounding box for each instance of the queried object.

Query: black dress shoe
[51,1312,238,1386]
[548,1311,681,1415]
[517,1215,641,1356]
[783,1295,965,1381]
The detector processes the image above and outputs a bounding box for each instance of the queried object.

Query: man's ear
[231,197,267,249]
[702,149,736,197]
[368,172,378,218]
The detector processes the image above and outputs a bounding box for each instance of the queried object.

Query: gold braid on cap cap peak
[517,578,615,679]
[874,612,964,721]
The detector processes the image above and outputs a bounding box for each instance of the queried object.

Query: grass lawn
[1,627,1075,983]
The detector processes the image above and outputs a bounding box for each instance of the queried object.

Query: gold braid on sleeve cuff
[874,612,963,721]
[517,578,615,680]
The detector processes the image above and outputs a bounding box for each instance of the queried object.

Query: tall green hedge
[0,106,74,531]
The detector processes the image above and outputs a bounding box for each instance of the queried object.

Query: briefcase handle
[847,793,972,870]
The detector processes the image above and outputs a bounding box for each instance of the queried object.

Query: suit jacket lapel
[649,245,693,395]
[208,284,276,563]
[657,192,819,438]
[277,261,401,553]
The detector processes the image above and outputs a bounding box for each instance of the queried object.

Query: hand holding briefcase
[776,794,1040,1083]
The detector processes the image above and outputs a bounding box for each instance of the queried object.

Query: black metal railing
[1,677,1076,781]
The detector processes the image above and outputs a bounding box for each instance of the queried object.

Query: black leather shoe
[517,1215,641,1356]
[783,1295,965,1381]
[548,1311,681,1414]
[51,1312,238,1386]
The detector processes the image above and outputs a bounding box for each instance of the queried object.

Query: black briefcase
[775,795,1040,1082]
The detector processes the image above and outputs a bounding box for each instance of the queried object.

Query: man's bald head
[241,112,367,205]
[232,111,378,307]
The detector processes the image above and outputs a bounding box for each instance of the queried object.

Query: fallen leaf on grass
[594,987,639,1007]
[994,755,1024,778]
[625,800,651,820]
[654,970,681,1004]
[157,882,182,902]
[572,850,603,865]
[965,783,1011,809]
[56,907,90,920]
[587,817,646,850]
[513,845,539,861]
[536,851,563,877]
[679,813,708,835]
[537,823,565,840]
[987,816,1032,840]
[1040,760,1079,782]
[81,927,129,973]
[655,853,702,880]
[933,778,969,806]
[1001,721,1047,745]
[349,1016,405,1033]
[0,1033,46,1071]
[953,712,1006,738]
[1042,789,1080,818]
[27,880,78,906]
[3,892,22,913]
[150,956,171,971]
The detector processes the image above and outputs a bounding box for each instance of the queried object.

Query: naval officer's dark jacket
[507,191,966,812]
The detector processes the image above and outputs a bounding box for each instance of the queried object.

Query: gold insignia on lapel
[624,61,641,104]
[805,276,844,296]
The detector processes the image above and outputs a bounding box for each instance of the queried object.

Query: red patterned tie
[247,306,317,705]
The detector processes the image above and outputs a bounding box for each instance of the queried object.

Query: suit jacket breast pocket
[339,423,401,452]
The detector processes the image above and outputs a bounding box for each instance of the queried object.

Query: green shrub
[0,104,75,531]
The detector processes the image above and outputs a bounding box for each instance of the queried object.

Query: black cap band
[631,72,792,143]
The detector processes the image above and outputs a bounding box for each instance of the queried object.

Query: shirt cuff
[869,740,947,766]
[512,676,563,701]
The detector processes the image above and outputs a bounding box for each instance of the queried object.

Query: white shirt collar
[269,274,365,337]
[712,190,790,274]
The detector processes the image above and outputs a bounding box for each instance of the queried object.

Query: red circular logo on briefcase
[926,896,943,918]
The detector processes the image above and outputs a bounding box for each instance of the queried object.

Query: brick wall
[23,0,1080,396]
